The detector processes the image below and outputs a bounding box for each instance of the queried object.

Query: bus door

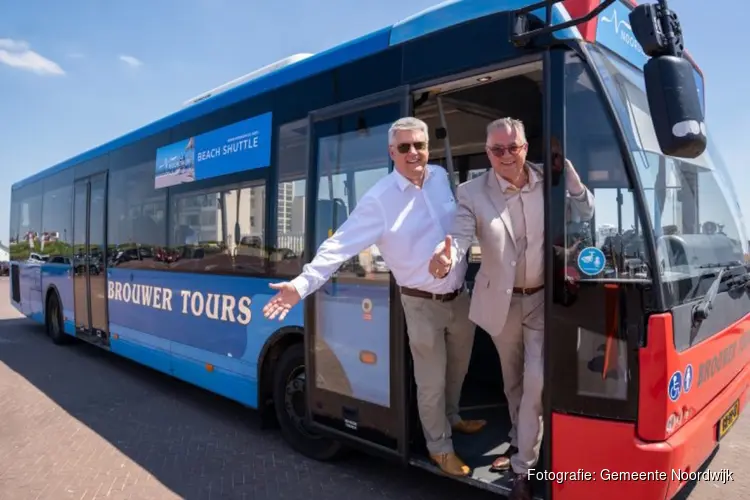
[304,87,411,460]
[542,49,647,499]
[72,172,110,347]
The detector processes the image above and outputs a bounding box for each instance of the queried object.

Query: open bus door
[303,87,412,461]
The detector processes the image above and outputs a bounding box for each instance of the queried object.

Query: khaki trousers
[400,291,475,454]
[490,289,544,475]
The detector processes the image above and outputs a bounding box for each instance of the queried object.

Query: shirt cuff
[568,186,587,200]
[290,275,312,300]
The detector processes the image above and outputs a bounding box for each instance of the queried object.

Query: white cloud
[119,55,143,68]
[0,38,64,75]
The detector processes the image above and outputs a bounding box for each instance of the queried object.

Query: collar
[394,163,434,191]
[495,162,540,193]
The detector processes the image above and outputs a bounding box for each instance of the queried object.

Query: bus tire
[272,342,344,461]
[45,292,69,345]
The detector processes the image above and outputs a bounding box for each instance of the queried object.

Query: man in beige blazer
[429,117,594,500]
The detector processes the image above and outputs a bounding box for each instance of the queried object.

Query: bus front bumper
[550,363,748,500]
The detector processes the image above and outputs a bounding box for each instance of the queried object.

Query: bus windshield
[589,45,749,307]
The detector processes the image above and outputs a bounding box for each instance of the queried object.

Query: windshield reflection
[588,45,748,305]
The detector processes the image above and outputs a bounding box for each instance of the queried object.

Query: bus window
[273,119,308,277]
[41,170,74,261]
[168,180,267,275]
[108,159,167,269]
[10,181,43,261]
[9,197,19,249]
[314,124,391,281]
[548,52,654,409]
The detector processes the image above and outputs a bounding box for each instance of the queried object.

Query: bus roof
[16,0,683,191]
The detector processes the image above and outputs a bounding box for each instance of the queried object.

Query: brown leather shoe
[490,445,518,472]
[429,452,471,477]
[452,419,487,434]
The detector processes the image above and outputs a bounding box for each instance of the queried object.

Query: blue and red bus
[8,1,749,498]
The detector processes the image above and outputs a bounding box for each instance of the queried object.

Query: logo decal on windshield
[596,1,647,67]
[600,8,631,35]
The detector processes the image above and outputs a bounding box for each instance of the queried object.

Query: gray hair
[487,117,526,143]
[388,117,429,144]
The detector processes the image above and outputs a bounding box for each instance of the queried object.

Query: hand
[429,235,453,278]
[262,282,302,321]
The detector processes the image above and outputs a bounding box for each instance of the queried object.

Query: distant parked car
[0,261,8,276]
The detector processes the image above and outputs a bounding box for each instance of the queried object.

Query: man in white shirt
[262,117,485,477]
[429,118,594,500]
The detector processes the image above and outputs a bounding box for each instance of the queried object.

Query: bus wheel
[272,343,344,461]
[45,293,69,345]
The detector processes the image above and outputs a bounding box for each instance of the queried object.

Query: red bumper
[550,363,749,499]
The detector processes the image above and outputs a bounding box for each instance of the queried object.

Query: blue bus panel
[12,262,391,410]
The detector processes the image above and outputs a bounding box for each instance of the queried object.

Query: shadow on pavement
[0,316,497,500]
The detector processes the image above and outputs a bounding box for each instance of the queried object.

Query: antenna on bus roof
[182,53,314,107]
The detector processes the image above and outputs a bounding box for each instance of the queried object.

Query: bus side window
[108,155,168,269]
[168,182,267,275]
[273,119,308,277]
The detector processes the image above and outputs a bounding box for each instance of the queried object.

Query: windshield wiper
[692,263,747,322]
[683,263,738,303]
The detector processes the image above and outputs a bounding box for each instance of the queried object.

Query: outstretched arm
[263,195,385,320]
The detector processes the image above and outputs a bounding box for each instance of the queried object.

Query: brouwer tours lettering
[108,281,252,325]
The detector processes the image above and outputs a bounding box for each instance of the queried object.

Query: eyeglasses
[487,143,526,157]
[395,142,427,154]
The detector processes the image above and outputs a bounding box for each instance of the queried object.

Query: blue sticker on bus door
[683,364,693,393]
[668,370,682,402]
[577,247,605,276]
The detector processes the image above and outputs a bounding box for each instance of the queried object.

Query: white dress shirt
[291,164,466,299]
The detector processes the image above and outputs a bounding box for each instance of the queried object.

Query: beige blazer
[437,163,594,337]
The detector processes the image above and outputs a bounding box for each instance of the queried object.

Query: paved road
[0,278,746,499]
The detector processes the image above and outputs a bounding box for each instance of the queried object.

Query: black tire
[45,293,69,345]
[272,342,344,461]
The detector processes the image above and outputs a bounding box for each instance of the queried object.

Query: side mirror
[630,3,707,159]
[643,55,706,158]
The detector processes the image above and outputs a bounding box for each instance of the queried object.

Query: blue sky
[1,0,748,244]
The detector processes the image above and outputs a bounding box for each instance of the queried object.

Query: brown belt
[400,286,461,302]
[513,285,544,295]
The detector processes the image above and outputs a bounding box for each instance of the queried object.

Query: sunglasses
[395,141,428,154]
[487,143,526,157]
